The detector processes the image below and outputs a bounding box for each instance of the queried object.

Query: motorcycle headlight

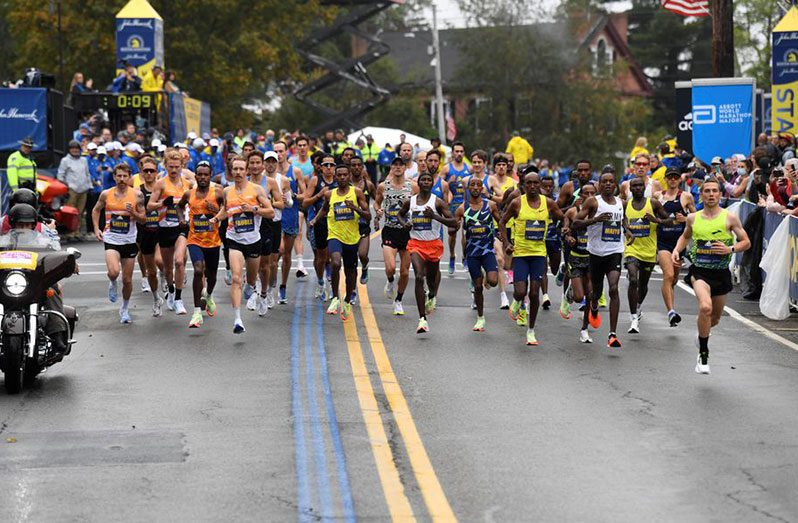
[5,272,28,296]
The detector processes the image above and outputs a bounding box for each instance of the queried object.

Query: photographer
[111,62,142,93]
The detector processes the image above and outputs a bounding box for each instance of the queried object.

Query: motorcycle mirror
[66,247,82,260]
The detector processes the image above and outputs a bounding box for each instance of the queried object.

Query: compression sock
[175,288,182,300]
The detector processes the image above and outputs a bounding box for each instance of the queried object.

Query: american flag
[662,0,709,17]
[446,107,457,142]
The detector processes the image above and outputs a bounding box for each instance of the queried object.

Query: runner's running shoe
[579,330,593,343]
[340,301,352,322]
[327,297,340,315]
[108,281,118,303]
[393,301,405,315]
[526,329,538,346]
[695,353,710,375]
[416,318,429,334]
[588,308,602,329]
[509,300,521,321]
[541,293,551,310]
[174,299,187,315]
[607,333,622,348]
[189,310,203,328]
[559,299,572,320]
[473,316,486,332]
[517,308,528,327]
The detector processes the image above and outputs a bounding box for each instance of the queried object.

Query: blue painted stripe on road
[305,289,335,518]
[292,283,312,522]
[316,299,356,522]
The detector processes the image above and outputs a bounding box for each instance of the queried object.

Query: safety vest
[6,151,37,190]
[360,143,380,162]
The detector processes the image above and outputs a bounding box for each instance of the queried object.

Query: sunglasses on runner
[321,162,335,167]
[142,168,157,174]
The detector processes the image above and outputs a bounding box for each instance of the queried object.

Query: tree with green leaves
[5,0,323,131]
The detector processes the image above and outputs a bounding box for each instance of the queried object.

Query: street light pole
[431,4,446,144]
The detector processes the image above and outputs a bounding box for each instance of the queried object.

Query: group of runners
[90,140,751,374]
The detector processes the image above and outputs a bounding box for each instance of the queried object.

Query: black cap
[8,203,38,225]
[390,156,404,165]
[601,164,615,174]
[692,168,707,180]
[664,168,681,178]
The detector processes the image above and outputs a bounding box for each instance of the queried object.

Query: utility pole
[711,0,734,77]
[431,4,446,144]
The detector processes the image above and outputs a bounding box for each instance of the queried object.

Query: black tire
[3,335,25,394]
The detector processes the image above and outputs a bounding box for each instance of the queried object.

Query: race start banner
[0,88,48,152]
[772,7,798,135]
[674,81,693,155]
[115,0,164,77]
[691,78,755,162]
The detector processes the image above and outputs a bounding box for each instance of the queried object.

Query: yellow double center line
[340,258,456,521]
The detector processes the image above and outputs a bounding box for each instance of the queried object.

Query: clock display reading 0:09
[116,94,153,109]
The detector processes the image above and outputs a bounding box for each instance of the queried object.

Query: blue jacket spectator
[378,145,396,167]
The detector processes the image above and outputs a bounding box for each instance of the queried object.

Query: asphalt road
[2,236,798,522]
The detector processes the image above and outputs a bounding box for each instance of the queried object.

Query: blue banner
[789,216,798,303]
[169,94,211,142]
[115,17,163,73]
[763,211,786,254]
[0,88,48,152]
[763,93,773,133]
[692,80,755,161]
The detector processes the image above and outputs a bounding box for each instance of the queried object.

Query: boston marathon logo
[0,108,41,124]
[121,34,152,54]
[525,220,546,241]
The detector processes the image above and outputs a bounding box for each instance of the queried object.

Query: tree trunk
[711,0,735,77]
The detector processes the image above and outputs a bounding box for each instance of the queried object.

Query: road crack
[725,468,791,523]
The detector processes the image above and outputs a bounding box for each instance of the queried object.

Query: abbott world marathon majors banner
[0,88,47,152]
[691,78,755,162]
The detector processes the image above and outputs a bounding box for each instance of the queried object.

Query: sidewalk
[724,283,798,346]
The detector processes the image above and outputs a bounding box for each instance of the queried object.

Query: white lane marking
[675,280,798,353]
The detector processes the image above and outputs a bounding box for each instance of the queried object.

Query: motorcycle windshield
[0,229,61,252]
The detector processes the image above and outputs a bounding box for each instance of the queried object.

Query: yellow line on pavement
[339,282,416,521]
[357,281,457,522]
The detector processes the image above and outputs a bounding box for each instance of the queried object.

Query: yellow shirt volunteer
[512,195,549,257]
[625,198,657,263]
[327,186,360,245]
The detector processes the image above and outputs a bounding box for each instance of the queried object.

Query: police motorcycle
[0,204,80,394]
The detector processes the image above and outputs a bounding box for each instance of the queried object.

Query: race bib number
[192,214,212,233]
[601,221,622,242]
[333,201,355,222]
[546,222,559,239]
[660,213,684,235]
[232,212,255,233]
[628,218,650,238]
[386,204,400,224]
[524,220,546,241]
[109,214,130,234]
[412,211,432,231]
[695,241,723,266]
[468,224,489,239]
[576,231,588,249]
[164,205,180,225]
[452,180,464,198]
[145,211,160,229]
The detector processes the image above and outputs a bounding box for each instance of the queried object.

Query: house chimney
[610,12,629,46]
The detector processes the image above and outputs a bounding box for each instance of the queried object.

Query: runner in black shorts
[351,156,376,287]
[135,156,165,316]
[562,183,596,342]
[657,168,696,326]
[303,153,337,300]
[672,177,749,374]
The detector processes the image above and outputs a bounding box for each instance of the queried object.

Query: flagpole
[711,0,735,77]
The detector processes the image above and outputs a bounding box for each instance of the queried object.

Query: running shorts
[137,230,158,255]
[310,219,329,250]
[466,252,498,281]
[686,266,733,297]
[624,256,656,273]
[188,244,221,267]
[328,239,358,268]
[359,221,371,239]
[381,227,410,251]
[589,253,623,277]
[546,238,562,254]
[228,239,261,259]
[568,254,590,279]
[512,255,546,282]
[407,238,444,263]
[104,242,139,259]
[271,220,282,254]
[157,226,181,249]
